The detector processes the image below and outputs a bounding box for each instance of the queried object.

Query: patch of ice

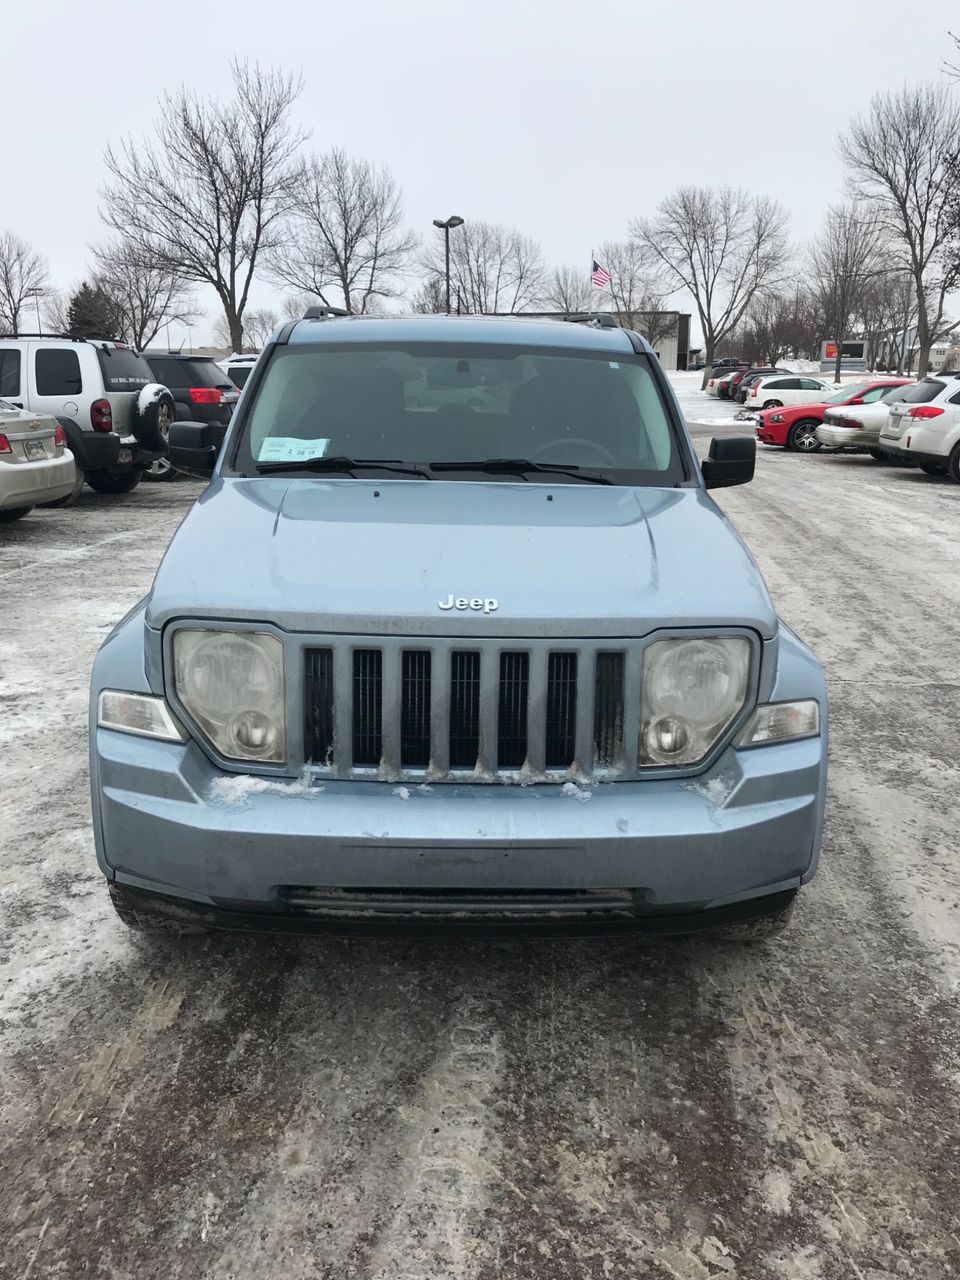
[686,775,736,806]
[416,782,433,793]
[208,771,322,807]
[393,785,411,800]
[561,781,593,804]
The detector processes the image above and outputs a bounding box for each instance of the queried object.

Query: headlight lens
[770,413,784,423]
[173,629,286,762]
[640,636,750,766]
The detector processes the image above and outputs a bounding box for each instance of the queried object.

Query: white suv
[743,374,834,410]
[877,374,960,479]
[0,336,175,495]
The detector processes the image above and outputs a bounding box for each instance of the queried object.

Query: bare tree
[630,187,790,385]
[840,84,960,377]
[91,237,194,349]
[242,307,280,347]
[807,204,882,381]
[423,220,545,314]
[269,149,415,314]
[42,289,72,334]
[281,294,314,321]
[410,275,446,314]
[102,61,305,352]
[0,233,49,335]
[541,264,593,313]
[856,271,915,370]
[597,240,677,350]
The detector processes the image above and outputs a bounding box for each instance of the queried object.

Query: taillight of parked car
[907,406,945,419]
[0,433,11,453]
[188,387,224,405]
[54,425,66,447]
[90,399,113,431]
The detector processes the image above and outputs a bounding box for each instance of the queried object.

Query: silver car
[0,400,77,522]
[90,315,828,942]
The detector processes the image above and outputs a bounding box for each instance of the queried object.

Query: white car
[217,353,260,390]
[877,373,960,479]
[815,381,913,453]
[743,375,835,411]
[0,399,77,522]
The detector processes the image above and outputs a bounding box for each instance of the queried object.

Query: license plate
[24,440,45,460]
[118,448,133,463]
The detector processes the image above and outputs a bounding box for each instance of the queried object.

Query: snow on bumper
[92,729,826,915]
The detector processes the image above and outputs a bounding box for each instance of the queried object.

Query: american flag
[592,260,611,288]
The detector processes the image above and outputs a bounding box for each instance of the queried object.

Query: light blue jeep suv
[89,312,827,939]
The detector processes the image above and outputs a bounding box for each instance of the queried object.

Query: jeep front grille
[302,639,634,781]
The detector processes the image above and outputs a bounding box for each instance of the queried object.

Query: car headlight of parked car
[768,413,785,423]
[640,636,751,766]
[173,629,286,762]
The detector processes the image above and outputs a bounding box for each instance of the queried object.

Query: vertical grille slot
[352,649,383,766]
[401,650,431,767]
[498,651,530,768]
[593,652,625,769]
[545,652,578,767]
[304,648,334,765]
[449,651,480,768]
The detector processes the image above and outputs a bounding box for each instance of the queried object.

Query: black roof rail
[562,313,619,328]
[303,305,351,320]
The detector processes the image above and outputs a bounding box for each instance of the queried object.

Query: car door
[796,378,831,404]
[29,342,86,425]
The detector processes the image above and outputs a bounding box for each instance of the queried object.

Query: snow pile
[208,771,323,807]
[393,785,411,801]
[137,383,168,415]
[561,781,593,804]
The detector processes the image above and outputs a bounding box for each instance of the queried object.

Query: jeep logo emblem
[438,594,499,614]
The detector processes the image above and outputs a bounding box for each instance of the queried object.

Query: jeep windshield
[232,343,688,486]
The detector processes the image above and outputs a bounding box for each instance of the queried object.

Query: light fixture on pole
[24,286,43,334]
[432,216,464,315]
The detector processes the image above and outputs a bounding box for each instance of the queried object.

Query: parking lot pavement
[3,457,960,1279]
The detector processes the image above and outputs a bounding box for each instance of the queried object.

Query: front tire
[786,420,822,452]
[86,469,143,494]
[0,506,32,523]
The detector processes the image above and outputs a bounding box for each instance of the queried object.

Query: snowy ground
[3,442,960,1277]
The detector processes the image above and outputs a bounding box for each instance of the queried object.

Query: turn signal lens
[98,690,185,742]
[736,700,820,748]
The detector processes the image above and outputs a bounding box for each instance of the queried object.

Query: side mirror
[849,397,864,405]
[168,421,225,478]
[701,435,755,490]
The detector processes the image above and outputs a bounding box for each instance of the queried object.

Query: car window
[36,349,82,396]
[180,359,232,388]
[235,343,687,486]
[0,349,21,398]
[799,378,824,390]
[862,386,892,402]
[895,379,944,404]
[228,366,252,388]
[949,388,960,405]
[96,346,153,392]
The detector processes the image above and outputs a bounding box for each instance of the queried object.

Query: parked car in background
[755,379,912,452]
[217,353,259,390]
[710,357,747,370]
[0,399,77,522]
[712,371,739,399]
[742,374,834,410]
[728,366,788,401]
[877,373,960,478]
[142,354,239,481]
[0,336,173,495]
[815,381,914,455]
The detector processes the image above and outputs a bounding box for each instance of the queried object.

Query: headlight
[173,629,286,762]
[769,413,784,423]
[640,636,750,767]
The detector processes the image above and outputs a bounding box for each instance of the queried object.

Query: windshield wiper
[429,458,612,485]
[255,455,432,479]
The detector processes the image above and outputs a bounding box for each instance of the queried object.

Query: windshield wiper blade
[429,458,612,485]
[255,455,432,479]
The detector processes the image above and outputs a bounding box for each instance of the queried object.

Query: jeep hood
[146,477,777,639]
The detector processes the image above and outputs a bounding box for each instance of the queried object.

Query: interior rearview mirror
[701,435,755,490]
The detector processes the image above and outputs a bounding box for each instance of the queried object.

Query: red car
[754,378,912,451]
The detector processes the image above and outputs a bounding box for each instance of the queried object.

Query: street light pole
[432,215,464,314]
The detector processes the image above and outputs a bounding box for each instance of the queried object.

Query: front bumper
[92,727,826,929]
[755,423,787,446]
[0,452,76,508]
[815,424,879,448]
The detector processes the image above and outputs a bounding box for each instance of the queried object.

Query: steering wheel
[529,437,619,467]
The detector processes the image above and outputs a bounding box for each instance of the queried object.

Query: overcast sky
[5,0,957,346]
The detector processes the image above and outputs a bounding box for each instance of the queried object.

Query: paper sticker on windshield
[258,436,329,462]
